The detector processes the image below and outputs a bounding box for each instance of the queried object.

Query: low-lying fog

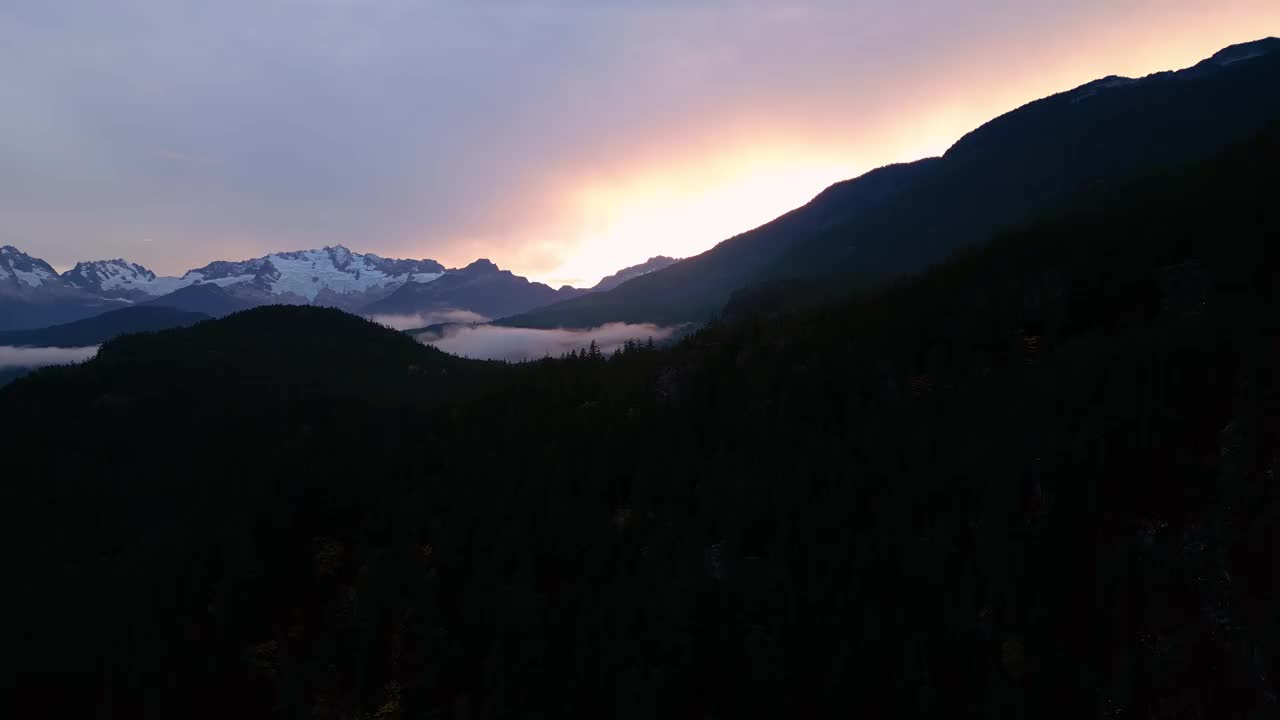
[368,310,491,331]
[0,345,100,370]
[416,323,678,362]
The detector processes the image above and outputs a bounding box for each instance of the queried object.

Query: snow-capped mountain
[1,245,62,296]
[177,245,446,307]
[61,259,187,300]
[60,245,446,306]
[2,244,451,330]
[3,241,669,331]
[1,246,128,331]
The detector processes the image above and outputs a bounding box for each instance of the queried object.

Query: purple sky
[2,1,1277,286]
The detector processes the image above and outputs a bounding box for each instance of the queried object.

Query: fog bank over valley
[417,322,677,362]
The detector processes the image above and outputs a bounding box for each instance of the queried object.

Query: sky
[2,2,1277,288]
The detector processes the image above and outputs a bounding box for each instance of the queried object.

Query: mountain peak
[1209,37,1280,67]
[68,257,155,274]
[462,258,500,273]
[0,245,60,288]
[325,245,354,266]
[61,258,164,298]
[591,255,681,292]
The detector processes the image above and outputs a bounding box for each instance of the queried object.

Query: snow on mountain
[0,245,59,290]
[1,243,455,331]
[60,259,190,299]
[5,242,680,328]
[262,247,440,300]
[1,246,129,331]
[181,245,446,302]
[179,272,256,289]
[7,243,452,309]
[60,245,448,305]
[4,243,590,331]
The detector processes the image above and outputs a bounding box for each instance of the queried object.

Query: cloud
[0,345,99,369]
[367,309,489,331]
[418,322,676,362]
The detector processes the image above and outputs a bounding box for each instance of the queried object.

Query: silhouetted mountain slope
[591,256,680,291]
[142,282,256,316]
[773,37,1280,279]
[0,306,209,347]
[365,258,585,319]
[501,159,939,327]
[491,166,936,328]
[5,119,1279,718]
[9,306,502,410]
[506,38,1280,329]
[0,296,128,333]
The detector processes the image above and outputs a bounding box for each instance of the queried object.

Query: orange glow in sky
[550,151,853,288]
[487,7,1280,288]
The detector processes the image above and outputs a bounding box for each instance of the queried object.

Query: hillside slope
[0,306,210,348]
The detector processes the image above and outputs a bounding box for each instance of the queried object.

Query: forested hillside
[5,122,1280,718]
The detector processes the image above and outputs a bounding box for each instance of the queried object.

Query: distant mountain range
[502,37,1280,328]
[0,246,131,330]
[363,259,586,320]
[0,306,210,348]
[0,244,678,333]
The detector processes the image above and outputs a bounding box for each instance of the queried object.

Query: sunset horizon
[4,2,1277,287]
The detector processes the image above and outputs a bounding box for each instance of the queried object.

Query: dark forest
[6,117,1280,718]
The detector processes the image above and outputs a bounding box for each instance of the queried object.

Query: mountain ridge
[592,256,681,292]
[500,36,1280,329]
[2,244,626,331]
[364,257,588,320]
[0,306,210,348]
